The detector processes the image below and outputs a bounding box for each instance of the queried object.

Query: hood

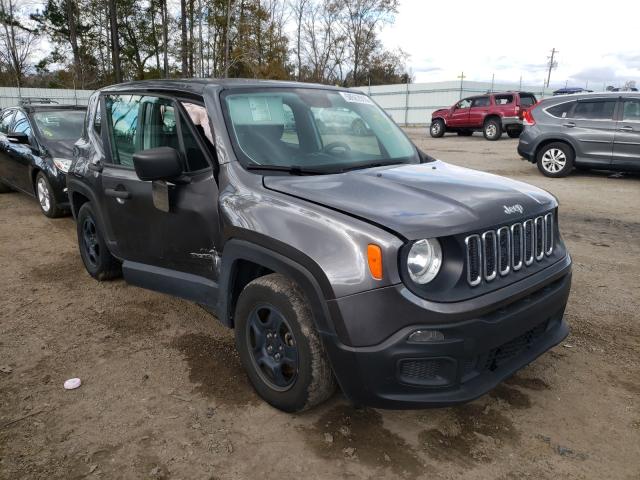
[41,139,75,159]
[263,161,557,240]
[432,108,449,117]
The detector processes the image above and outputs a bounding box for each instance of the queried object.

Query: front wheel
[430,119,445,138]
[35,172,64,218]
[234,273,336,412]
[76,202,122,280]
[483,118,502,141]
[537,142,574,177]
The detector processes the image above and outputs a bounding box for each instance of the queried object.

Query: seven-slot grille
[465,213,554,286]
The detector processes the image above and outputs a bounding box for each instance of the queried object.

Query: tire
[35,172,64,218]
[430,119,445,138]
[507,129,522,139]
[76,202,122,280]
[234,273,336,412]
[0,181,13,193]
[483,118,502,140]
[536,142,575,178]
[457,130,473,136]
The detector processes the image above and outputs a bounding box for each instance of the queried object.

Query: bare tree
[0,0,37,88]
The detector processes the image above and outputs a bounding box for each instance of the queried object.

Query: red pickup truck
[430,91,538,140]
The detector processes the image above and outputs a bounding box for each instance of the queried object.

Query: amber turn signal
[367,244,383,280]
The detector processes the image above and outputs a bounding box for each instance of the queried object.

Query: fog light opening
[408,330,445,343]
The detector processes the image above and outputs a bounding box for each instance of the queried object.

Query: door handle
[105,188,131,200]
[618,125,634,131]
[563,122,576,128]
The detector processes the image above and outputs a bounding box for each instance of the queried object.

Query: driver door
[448,98,472,127]
[100,93,221,282]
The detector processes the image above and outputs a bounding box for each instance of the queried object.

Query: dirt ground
[1,129,639,480]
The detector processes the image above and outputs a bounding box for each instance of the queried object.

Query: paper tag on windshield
[339,92,374,105]
[248,97,272,122]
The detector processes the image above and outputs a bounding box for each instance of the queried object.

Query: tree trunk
[108,0,122,82]
[180,0,188,76]
[161,0,169,77]
[223,0,231,77]
[65,0,82,87]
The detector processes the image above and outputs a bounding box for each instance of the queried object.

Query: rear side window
[574,100,616,120]
[494,95,514,105]
[622,99,640,121]
[546,102,575,118]
[0,110,16,133]
[471,97,490,107]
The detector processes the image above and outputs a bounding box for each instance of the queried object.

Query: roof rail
[19,97,60,106]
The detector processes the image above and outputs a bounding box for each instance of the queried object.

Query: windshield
[222,88,418,173]
[32,110,85,141]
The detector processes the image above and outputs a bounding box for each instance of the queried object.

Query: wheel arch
[534,138,576,163]
[218,237,337,339]
[483,114,502,125]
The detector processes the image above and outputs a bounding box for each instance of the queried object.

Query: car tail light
[522,108,536,126]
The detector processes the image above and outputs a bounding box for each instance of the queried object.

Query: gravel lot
[1,130,639,480]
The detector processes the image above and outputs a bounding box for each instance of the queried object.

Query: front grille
[484,321,548,372]
[464,213,554,286]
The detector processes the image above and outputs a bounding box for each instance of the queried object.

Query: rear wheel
[76,202,122,280]
[483,118,502,141]
[430,119,445,138]
[35,172,64,218]
[234,273,336,412]
[536,142,574,177]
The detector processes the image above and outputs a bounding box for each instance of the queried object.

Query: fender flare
[67,178,117,252]
[217,237,337,337]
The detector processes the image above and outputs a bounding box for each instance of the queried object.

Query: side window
[574,100,616,120]
[471,97,490,107]
[456,99,472,109]
[547,102,575,119]
[0,110,15,133]
[519,95,537,107]
[105,94,142,167]
[494,95,514,105]
[622,99,640,121]
[12,111,32,137]
[281,104,299,146]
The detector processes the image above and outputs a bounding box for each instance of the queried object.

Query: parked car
[518,92,640,177]
[0,100,87,217]
[430,91,538,140]
[313,106,369,135]
[67,80,571,412]
[553,88,593,96]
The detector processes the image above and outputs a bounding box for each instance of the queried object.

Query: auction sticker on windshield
[340,92,374,105]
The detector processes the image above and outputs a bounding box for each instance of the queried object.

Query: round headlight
[407,238,442,284]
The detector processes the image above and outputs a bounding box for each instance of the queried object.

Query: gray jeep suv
[67,79,571,412]
[518,92,640,177]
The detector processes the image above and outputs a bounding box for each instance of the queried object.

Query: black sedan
[0,103,86,217]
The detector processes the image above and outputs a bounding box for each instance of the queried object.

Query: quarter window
[573,100,616,120]
[622,99,640,121]
[546,102,575,119]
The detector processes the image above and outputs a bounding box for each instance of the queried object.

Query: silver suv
[518,92,640,177]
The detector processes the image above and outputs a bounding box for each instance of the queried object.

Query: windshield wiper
[246,164,328,175]
[340,160,408,172]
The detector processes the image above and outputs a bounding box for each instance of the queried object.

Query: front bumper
[323,256,571,409]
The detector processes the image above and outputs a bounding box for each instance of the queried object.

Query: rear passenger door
[612,97,640,171]
[100,93,221,280]
[468,96,491,127]
[569,98,617,167]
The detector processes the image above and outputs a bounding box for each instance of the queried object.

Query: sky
[380,0,640,89]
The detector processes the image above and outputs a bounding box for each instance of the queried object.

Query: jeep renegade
[67,79,571,412]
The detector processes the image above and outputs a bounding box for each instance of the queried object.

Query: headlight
[53,157,72,173]
[407,238,442,284]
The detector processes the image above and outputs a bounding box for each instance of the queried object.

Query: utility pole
[457,71,466,99]
[546,48,558,88]
[490,73,495,92]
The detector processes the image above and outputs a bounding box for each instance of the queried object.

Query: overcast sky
[380,0,640,88]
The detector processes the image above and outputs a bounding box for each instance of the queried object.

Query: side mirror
[7,131,30,144]
[132,146,183,182]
